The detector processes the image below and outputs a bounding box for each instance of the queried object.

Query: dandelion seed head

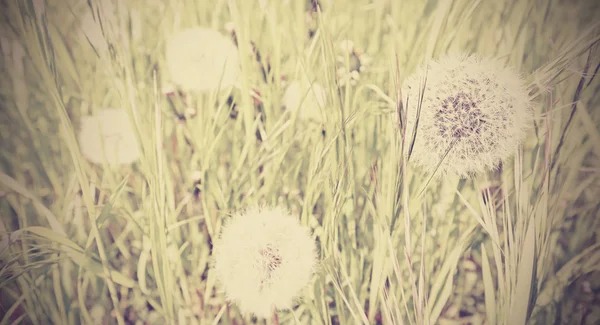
[224,22,236,33]
[402,53,532,177]
[283,79,327,122]
[213,206,317,318]
[338,40,355,54]
[78,108,140,166]
[165,27,240,92]
[90,305,106,324]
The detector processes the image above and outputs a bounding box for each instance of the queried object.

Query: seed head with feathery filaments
[401,53,533,178]
[283,78,327,123]
[78,108,140,166]
[212,206,317,318]
[165,27,240,92]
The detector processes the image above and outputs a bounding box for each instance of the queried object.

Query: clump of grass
[0,0,599,324]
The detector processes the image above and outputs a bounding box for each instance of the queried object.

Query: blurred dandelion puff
[165,27,240,92]
[283,79,327,122]
[338,39,354,54]
[402,53,532,178]
[78,108,140,166]
[213,206,317,318]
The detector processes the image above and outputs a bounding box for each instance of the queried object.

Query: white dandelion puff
[224,21,236,33]
[90,305,106,324]
[338,40,355,54]
[283,79,327,122]
[402,53,532,177]
[165,27,240,92]
[213,206,317,318]
[78,108,140,166]
[190,170,202,183]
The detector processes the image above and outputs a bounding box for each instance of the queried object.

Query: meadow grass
[0,0,599,324]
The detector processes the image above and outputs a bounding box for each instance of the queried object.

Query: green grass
[1,0,599,324]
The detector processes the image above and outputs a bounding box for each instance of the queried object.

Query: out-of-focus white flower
[283,79,327,122]
[165,27,240,92]
[78,108,140,166]
[338,40,354,54]
[184,107,197,118]
[358,53,372,72]
[90,305,106,324]
[167,243,180,264]
[190,170,202,183]
[146,311,165,325]
[402,53,532,178]
[336,40,371,86]
[337,68,360,86]
[213,206,317,318]
[224,22,236,34]
[161,82,178,96]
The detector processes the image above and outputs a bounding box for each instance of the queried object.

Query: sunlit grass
[0,0,599,324]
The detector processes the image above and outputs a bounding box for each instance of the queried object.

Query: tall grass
[0,0,599,324]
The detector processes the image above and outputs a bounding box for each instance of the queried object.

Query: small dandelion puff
[78,108,140,166]
[213,206,317,318]
[190,170,202,183]
[338,39,354,54]
[224,21,236,34]
[402,53,533,177]
[184,107,197,118]
[90,305,106,324]
[165,27,240,92]
[283,79,327,122]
